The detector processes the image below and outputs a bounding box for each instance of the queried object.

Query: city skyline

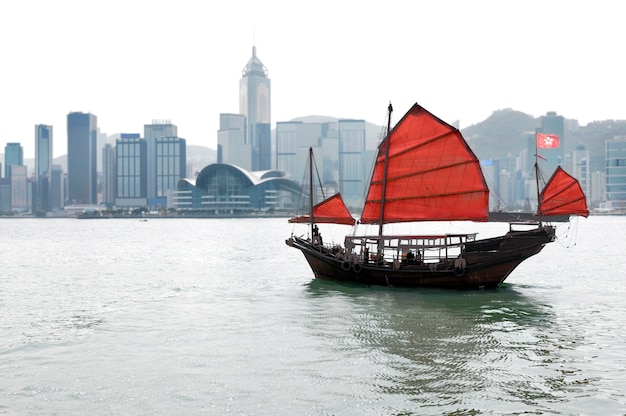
[1,1,625,160]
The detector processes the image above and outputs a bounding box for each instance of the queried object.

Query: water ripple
[1,217,625,414]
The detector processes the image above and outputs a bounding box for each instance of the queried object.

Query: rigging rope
[555,217,581,248]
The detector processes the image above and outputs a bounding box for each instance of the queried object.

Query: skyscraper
[116,134,147,206]
[605,136,626,211]
[144,120,177,200]
[572,145,590,206]
[35,124,53,210]
[275,120,339,193]
[338,119,366,207]
[49,165,64,210]
[240,46,271,170]
[10,165,28,211]
[480,159,500,211]
[35,125,53,180]
[67,112,98,204]
[218,113,249,169]
[4,143,23,179]
[102,143,116,206]
[155,136,186,199]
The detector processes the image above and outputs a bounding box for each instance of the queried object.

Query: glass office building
[116,134,147,203]
[338,119,366,207]
[605,136,626,210]
[4,143,23,179]
[240,46,271,170]
[67,112,98,204]
[35,124,53,210]
[155,136,186,198]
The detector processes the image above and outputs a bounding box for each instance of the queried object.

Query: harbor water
[1,216,624,415]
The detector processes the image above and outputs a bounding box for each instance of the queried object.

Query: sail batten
[360,103,489,224]
[371,159,479,184]
[368,189,493,203]
[383,130,451,160]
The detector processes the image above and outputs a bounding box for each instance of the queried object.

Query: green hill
[462,109,626,173]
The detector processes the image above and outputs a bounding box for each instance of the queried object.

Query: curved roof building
[173,163,301,213]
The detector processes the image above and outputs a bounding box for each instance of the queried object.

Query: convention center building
[172,163,302,214]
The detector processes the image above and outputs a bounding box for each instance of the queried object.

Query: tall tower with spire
[239,46,271,170]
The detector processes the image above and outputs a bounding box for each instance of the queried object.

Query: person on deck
[406,251,415,264]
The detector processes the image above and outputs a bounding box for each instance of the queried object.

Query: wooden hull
[286,226,555,290]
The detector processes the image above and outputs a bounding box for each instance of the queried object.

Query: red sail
[360,104,489,224]
[538,166,589,218]
[289,193,356,225]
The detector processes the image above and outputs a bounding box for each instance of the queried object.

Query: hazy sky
[1,0,624,159]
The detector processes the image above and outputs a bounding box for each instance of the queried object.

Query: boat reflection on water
[302,279,585,410]
[303,278,555,329]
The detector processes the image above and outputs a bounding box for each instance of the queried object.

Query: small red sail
[289,193,356,225]
[538,166,589,218]
[360,104,490,224]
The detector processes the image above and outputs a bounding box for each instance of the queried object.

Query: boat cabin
[343,233,476,267]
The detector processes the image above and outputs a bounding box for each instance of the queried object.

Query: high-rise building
[96,128,108,174]
[572,145,591,206]
[605,136,626,211]
[218,113,249,169]
[102,143,116,206]
[591,170,605,205]
[67,112,98,204]
[35,125,53,180]
[275,120,338,195]
[35,124,53,210]
[338,119,367,207]
[10,165,28,211]
[49,165,64,210]
[116,134,147,207]
[144,120,177,199]
[155,136,186,200]
[498,168,513,209]
[4,143,23,179]
[480,159,500,211]
[0,178,10,211]
[275,121,298,176]
[240,46,271,170]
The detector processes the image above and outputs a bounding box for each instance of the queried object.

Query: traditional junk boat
[286,103,589,289]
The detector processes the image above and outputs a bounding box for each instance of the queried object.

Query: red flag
[536,133,560,149]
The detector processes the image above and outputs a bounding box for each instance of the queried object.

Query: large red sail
[538,166,589,218]
[289,193,356,225]
[360,104,489,224]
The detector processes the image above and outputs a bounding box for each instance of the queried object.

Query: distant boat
[286,103,588,290]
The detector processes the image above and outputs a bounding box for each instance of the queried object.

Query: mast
[378,102,393,237]
[534,135,543,223]
[308,147,314,237]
